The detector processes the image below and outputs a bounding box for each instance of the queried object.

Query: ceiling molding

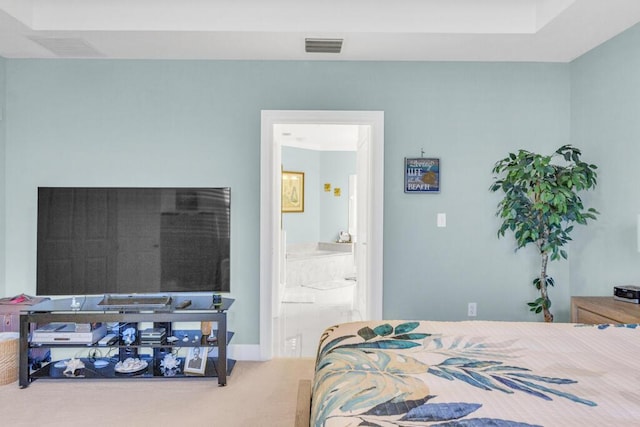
[1,0,640,62]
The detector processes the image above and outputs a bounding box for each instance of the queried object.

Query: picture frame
[282,171,305,212]
[184,346,208,375]
[404,157,440,193]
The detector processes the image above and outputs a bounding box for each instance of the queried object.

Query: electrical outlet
[468,302,477,317]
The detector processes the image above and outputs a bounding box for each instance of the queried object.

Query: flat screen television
[36,187,230,296]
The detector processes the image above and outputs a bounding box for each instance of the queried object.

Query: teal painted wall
[570,24,640,296]
[0,56,5,299]
[319,151,356,242]
[282,147,356,246]
[3,59,572,344]
[282,147,320,245]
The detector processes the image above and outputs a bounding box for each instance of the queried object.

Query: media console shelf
[19,295,234,388]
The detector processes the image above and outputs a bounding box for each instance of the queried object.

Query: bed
[298,320,640,427]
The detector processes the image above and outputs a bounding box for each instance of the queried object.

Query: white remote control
[97,334,117,346]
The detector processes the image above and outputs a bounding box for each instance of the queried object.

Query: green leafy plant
[490,145,599,322]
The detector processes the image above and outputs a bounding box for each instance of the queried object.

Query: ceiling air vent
[305,38,343,54]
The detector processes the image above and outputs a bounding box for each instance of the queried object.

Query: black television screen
[37,187,230,295]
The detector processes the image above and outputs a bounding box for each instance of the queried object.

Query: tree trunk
[540,252,554,322]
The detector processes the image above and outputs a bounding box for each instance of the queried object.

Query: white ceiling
[276,124,362,151]
[1,0,640,62]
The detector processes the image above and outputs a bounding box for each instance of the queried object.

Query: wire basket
[0,332,19,385]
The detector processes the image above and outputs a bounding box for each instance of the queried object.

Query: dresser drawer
[571,296,640,324]
[574,308,619,325]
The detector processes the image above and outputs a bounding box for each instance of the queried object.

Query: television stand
[18,295,234,388]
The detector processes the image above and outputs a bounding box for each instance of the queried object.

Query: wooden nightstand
[571,296,640,324]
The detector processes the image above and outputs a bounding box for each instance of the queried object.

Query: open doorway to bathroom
[260,110,384,360]
[276,124,359,357]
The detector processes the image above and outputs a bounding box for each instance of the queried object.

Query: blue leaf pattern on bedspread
[588,323,638,330]
[401,402,482,421]
[311,322,599,427]
[433,419,539,427]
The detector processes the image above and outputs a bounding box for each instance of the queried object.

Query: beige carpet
[0,358,315,427]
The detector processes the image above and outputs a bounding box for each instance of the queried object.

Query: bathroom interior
[273,125,362,358]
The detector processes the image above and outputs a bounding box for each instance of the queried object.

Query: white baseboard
[228,344,262,361]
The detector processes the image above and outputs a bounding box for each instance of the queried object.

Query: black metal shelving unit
[19,295,234,388]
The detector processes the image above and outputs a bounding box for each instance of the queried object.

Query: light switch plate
[437,213,446,227]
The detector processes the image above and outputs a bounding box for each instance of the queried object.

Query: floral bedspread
[310,320,640,427]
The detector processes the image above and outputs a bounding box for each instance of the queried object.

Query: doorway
[277,124,358,357]
[259,110,384,360]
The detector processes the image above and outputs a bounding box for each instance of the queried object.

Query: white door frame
[259,110,384,360]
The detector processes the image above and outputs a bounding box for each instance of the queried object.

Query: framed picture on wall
[282,171,305,212]
[405,158,440,193]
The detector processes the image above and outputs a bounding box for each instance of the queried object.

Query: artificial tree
[490,144,599,322]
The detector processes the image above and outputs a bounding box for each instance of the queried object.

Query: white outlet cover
[437,213,446,227]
